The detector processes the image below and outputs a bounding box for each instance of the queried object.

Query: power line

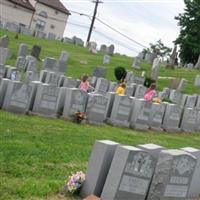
[69,9,147,48]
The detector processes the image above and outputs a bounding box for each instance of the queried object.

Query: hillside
[1,29,200,94]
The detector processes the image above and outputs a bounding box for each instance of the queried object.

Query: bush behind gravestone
[114,66,127,82]
[144,77,156,87]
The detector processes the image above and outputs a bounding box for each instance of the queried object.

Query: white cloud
[61,0,185,56]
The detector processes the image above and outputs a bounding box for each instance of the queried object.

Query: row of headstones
[81,140,200,200]
[1,78,200,133]
[1,22,58,40]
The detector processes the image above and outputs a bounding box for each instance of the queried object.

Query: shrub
[114,66,127,82]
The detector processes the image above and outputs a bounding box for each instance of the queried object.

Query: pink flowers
[66,171,85,194]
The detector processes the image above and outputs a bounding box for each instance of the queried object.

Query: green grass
[1,30,200,199]
[1,29,200,94]
[0,111,200,200]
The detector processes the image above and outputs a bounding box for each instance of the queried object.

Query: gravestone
[125,83,137,97]
[26,59,37,72]
[55,60,68,73]
[35,30,46,39]
[80,140,119,198]
[194,55,200,69]
[93,67,107,78]
[125,71,133,83]
[32,84,67,116]
[108,44,115,56]
[108,82,118,92]
[100,44,107,52]
[106,92,116,118]
[95,78,110,95]
[151,58,160,81]
[177,78,188,92]
[132,57,141,70]
[169,89,183,104]
[57,75,66,87]
[181,147,200,199]
[194,75,200,86]
[134,84,147,99]
[18,43,28,57]
[101,145,156,200]
[196,111,200,131]
[5,22,19,32]
[132,75,145,85]
[59,51,69,63]
[5,66,17,79]
[103,55,111,65]
[185,94,198,108]
[0,35,9,48]
[45,71,60,85]
[148,103,166,131]
[89,42,97,54]
[130,99,152,130]
[25,71,39,83]
[0,78,10,108]
[180,108,198,133]
[63,88,88,120]
[147,149,196,200]
[138,143,165,160]
[109,95,135,127]
[0,47,12,64]
[72,36,84,46]
[63,37,73,44]
[2,81,39,113]
[20,27,33,35]
[31,45,41,59]
[187,63,194,70]
[47,32,56,40]
[159,87,171,99]
[63,77,80,88]
[196,95,200,110]
[0,64,6,78]
[86,94,110,124]
[39,70,48,83]
[15,56,26,71]
[43,57,57,71]
[162,104,183,132]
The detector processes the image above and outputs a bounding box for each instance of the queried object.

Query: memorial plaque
[180,108,198,133]
[109,95,135,127]
[101,145,156,200]
[134,84,147,99]
[2,81,39,113]
[63,88,88,119]
[95,78,110,95]
[147,150,196,200]
[86,94,109,124]
[162,104,183,132]
[45,71,60,85]
[33,84,66,116]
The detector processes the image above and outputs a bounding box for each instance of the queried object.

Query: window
[50,24,55,29]
[39,11,48,18]
[35,19,46,30]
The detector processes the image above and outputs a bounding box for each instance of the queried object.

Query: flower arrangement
[66,171,85,194]
[74,111,87,124]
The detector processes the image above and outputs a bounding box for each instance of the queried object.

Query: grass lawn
[1,29,200,94]
[1,111,200,200]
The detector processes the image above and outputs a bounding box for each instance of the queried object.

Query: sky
[61,0,185,56]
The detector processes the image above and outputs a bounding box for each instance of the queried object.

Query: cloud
[61,0,185,56]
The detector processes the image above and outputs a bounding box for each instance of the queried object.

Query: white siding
[0,0,34,27]
[30,3,69,38]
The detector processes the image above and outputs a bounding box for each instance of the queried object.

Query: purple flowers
[66,171,85,194]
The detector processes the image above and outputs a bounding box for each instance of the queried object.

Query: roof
[8,0,35,11]
[36,0,71,15]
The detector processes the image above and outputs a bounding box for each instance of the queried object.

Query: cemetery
[0,29,200,200]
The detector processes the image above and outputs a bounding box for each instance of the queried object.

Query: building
[0,0,35,29]
[29,0,71,38]
[0,0,70,38]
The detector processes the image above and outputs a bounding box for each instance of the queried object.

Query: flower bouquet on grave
[65,171,86,195]
[74,111,87,124]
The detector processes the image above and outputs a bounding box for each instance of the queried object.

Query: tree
[175,0,200,64]
[142,40,172,59]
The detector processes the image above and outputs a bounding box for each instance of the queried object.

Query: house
[0,0,70,38]
[29,0,71,38]
[0,0,35,29]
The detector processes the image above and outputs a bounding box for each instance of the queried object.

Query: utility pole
[86,0,103,46]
